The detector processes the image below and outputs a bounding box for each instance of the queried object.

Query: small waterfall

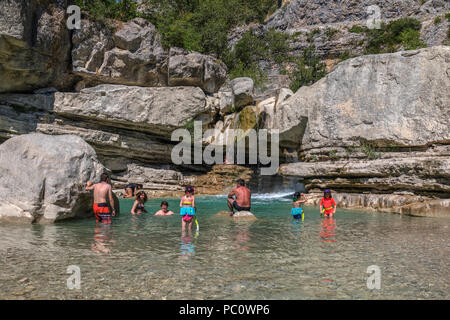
[250,166,306,196]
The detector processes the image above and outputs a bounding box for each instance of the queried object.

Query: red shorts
[93,203,111,223]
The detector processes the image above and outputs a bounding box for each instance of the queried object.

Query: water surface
[0,194,448,299]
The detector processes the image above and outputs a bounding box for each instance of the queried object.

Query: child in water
[291,192,307,220]
[320,189,336,217]
[180,186,196,232]
[131,191,148,215]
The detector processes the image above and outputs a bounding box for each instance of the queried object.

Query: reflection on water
[91,223,113,254]
[0,196,449,300]
[320,217,337,243]
[180,229,198,258]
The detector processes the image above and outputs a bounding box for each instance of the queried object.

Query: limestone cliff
[277,46,450,216]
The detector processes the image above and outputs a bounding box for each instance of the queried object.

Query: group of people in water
[85,173,337,227]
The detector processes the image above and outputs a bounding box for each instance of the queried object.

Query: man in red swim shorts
[85,173,116,223]
[320,189,336,216]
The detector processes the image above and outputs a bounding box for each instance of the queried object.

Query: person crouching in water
[291,192,307,220]
[320,189,336,217]
[131,190,148,215]
[180,186,196,232]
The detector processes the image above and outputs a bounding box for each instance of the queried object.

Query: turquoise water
[0,194,449,299]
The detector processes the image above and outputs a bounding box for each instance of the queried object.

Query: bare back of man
[93,183,113,204]
[234,186,251,208]
[227,180,251,216]
[86,174,115,223]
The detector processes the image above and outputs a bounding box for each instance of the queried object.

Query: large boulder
[53,84,210,137]
[0,0,73,93]
[168,47,227,93]
[272,46,450,151]
[0,133,105,223]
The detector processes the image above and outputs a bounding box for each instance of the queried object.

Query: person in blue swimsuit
[291,192,307,220]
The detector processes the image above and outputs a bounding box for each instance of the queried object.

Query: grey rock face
[36,121,174,169]
[72,19,228,93]
[304,193,450,217]
[273,46,450,151]
[276,46,450,213]
[111,163,185,192]
[0,86,210,170]
[168,47,227,93]
[0,93,56,142]
[72,18,168,88]
[0,133,105,223]
[230,77,255,108]
[280,156,450,195]
[266,0,449,29]
[0,0,73,93]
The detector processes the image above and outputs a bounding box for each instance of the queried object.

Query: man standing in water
[85,173,116,223]
[227,179,251,216]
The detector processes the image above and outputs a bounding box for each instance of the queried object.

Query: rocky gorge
[0,0,449,222]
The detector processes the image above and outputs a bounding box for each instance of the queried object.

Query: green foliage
[228,61,267,88]
[307,28,321,43]
[359,142,381,160]
[325,28,339,40]
[364,18,426,54]
[329,150,338,160]
[344,146,356,158]
[226,29,290,87]
[140,0,278,57]
[399,29,425,50]
[184,120,195,137]
[74,0,138,22]
[290,31,303,39]
[349,25,367,34]
[264,29,291,63]
[338,51,353,61]
[434,17,442,24]
[75,0,287,87]
[76,0,278,57]
[446,13,450,22]
[288,46,327,92]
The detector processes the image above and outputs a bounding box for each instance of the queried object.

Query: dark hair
[161,201,169,207]
[185,186,194,194]
[136,191,147,203]
[136,184,143,189]
[237,179,245,186]
[100,173,109,182]
[293,192,301,199]
[324,189,332,198]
